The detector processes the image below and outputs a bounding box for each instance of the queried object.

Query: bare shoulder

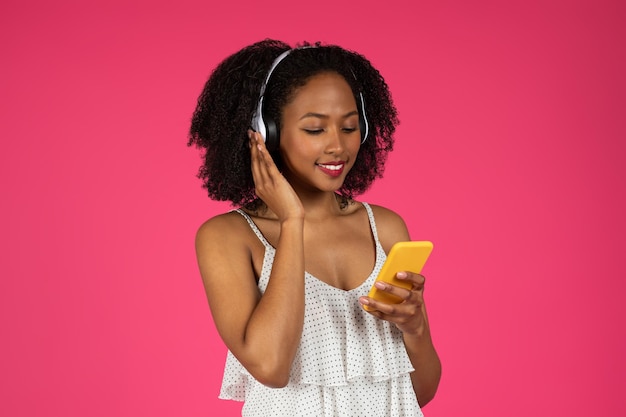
[194,210,266,354]
[367,204,411,253]
[367,203,408,233]
[194,210,263,304]
[195,210,254,256]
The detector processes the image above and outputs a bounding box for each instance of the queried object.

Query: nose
[324,127,345,154]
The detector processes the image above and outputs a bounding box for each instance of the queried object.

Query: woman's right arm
[195,133,305,388]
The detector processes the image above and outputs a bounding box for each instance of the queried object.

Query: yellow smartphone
[364,241,433,311]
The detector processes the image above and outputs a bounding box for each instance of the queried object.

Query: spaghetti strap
[234,209,273,250]
[361,202,381,247]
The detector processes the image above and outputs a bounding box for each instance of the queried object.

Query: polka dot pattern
[218,203,424,416]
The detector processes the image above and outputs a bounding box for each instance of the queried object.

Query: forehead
[285,72,356,110]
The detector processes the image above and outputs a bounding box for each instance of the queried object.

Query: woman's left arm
[360,271,442,405]
[358,206,442,406]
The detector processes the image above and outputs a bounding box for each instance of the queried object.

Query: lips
[316,162,345,177]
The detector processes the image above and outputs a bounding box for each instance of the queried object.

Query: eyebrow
[299,110,359,121]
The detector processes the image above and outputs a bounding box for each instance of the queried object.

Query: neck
[248,192,350,221]
[298,191,348,220]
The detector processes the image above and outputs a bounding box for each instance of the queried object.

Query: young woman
[188,39,441,416]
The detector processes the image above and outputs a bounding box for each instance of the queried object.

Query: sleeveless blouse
[219,203,424,417]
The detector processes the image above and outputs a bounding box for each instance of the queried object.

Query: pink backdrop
[2,0,624,415]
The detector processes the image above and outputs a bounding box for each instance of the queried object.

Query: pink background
[2,0,624,415]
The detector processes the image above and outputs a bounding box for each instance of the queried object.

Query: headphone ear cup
[264,117,279,152]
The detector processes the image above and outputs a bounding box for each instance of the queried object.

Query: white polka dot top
[219,203,424,417]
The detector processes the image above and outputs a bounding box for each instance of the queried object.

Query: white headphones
[251,47,369,152]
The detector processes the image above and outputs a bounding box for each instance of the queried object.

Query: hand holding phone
[363,241,433,312]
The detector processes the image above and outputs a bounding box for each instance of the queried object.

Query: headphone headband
[251,49,293,145]
[251,47,369,151]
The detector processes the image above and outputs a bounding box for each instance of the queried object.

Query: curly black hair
[188,39,399,207]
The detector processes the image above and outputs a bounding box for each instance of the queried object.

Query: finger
[373,280,412,302]
[396,271,426,291]
[360,296,403,317]
[358,297,384,314]
[249,133,265,184]
[255,135,281,175]
[251,132,273,175]
[254,136,272,183]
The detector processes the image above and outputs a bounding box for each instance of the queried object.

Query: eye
[342,127,358,133]
[303,128,324,135]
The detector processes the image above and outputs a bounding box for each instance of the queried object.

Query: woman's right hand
[249,130,304,222]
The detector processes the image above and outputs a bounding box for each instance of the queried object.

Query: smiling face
[278,71,362,194]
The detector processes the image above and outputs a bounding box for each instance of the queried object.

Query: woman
[188,39,441,416]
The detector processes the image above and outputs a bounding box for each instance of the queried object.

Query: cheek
[348,139,362,158]
[351,138,362,151]
[280,133,322,157]
[277,141,309,170]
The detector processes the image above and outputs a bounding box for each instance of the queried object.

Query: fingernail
[397,272,407,279]
[374,281,386,290]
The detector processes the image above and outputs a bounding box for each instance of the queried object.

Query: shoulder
[364,203,407,232]
[195,210,253,254]
[366,203,411,253]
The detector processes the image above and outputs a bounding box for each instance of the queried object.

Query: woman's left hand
[359,271,427,336]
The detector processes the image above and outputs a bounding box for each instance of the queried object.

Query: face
[278,72,362,193]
